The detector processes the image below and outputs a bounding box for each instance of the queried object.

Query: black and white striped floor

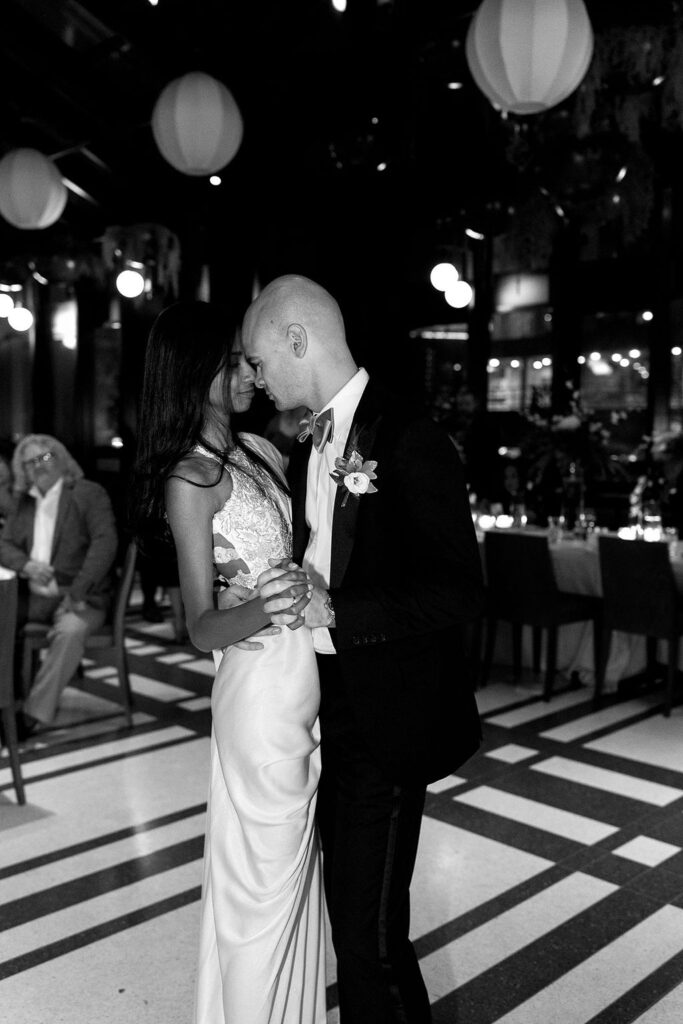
[2,610,683,1024]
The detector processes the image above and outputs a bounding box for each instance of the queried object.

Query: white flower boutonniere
[331,450,378,507]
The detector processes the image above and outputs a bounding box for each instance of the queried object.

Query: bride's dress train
[194,436,325,1024]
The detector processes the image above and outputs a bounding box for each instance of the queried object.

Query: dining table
[477,527,683,692]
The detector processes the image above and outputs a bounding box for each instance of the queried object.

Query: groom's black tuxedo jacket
[289,381,484,784]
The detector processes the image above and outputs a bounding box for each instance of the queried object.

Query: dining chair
[481,531,602,700]
[21,539,137,728]
[0,573,26,804]
[597,536,683,715]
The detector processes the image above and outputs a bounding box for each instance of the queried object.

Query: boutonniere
[330,450,378,507]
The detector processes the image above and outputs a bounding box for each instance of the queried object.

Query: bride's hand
[217,585,282,650]
[234,624,282,650]
[257,560,313,623]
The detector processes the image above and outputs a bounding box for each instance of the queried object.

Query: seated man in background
[0,434,118,735]
[0,452,12,531]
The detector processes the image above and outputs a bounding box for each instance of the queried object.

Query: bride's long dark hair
[131,300,287,548]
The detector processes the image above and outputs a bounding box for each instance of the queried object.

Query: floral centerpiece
[519,389,630,524]
[628,429,683,530]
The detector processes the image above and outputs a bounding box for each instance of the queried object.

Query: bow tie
[298,408,334,452]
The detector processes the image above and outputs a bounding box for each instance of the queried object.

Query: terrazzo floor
[2,607,683,1023]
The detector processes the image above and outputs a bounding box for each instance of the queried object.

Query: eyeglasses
[22,450,56,469]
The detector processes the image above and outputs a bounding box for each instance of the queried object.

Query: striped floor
[2,613,683,1023]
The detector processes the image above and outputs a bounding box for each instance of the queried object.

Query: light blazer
[0,479,118,608]
[290,382,484,783]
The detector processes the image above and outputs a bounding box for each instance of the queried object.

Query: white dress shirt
[29,477,63,596]
[303,368,369,654]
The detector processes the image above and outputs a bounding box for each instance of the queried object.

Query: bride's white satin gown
[194,437,325,1024]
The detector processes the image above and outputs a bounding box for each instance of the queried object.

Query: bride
[132,301,326,1024]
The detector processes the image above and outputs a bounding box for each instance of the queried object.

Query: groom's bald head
[243,275,348,355]
[242,275,357,411]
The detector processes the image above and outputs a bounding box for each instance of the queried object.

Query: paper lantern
[0,148,67,229]
[152,71,244,175]
[466,0,593,115]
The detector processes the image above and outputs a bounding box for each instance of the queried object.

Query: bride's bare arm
[217,585,279,651]
[220,572,311,649]
[166,469,308,652]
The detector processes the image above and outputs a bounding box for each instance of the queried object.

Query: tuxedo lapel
[330,386,383,589]
[288,436,312,565]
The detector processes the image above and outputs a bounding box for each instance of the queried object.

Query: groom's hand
[259,561,313,626]
[303,586,335,628]
[263,558,307,629]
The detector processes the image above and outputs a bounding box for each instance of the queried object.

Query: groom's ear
[287,323,307,358]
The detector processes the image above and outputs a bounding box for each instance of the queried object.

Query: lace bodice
[195,435,291,591]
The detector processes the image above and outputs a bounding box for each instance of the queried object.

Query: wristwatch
[323,591,335,626]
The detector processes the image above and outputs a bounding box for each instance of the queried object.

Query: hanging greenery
[492,12,683,273]
[575,19,683,141]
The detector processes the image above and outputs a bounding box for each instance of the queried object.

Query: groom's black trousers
[316,652,432,1024]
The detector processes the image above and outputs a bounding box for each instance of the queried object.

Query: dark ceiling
[0,0,680,340]
[0,0,499,243]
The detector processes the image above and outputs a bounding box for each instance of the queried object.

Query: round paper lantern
[466,0,594,115]
[152,71,244,175]
[0,148,67,229]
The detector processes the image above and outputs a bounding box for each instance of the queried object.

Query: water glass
[642,501,662,541]
[582,507,596,532]
[511,502,527,528]
[575,507,596,540]
[642,517,663,542]
[547,515,566,545]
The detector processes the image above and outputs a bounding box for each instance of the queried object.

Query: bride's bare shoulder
[168,452,229,490]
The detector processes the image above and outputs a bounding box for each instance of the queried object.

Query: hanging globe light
[466,0,593,115]
[8,306,34,331]
[151,71,244,175]
[445,281,474,308]
[0,148,67,229]
[429,262,459,292]
[116,269,146,298]
[0,293,14,317]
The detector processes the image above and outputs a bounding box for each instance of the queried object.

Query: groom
[242,275,483,1024]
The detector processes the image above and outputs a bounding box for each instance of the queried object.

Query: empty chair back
[484,532,558,621]
[598,536,676,638]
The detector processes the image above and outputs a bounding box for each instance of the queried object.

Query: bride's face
[228,341,256,414]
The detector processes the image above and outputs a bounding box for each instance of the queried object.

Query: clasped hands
[24,559,87,637]
[23,558,55,588]
[217,558,331,650]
